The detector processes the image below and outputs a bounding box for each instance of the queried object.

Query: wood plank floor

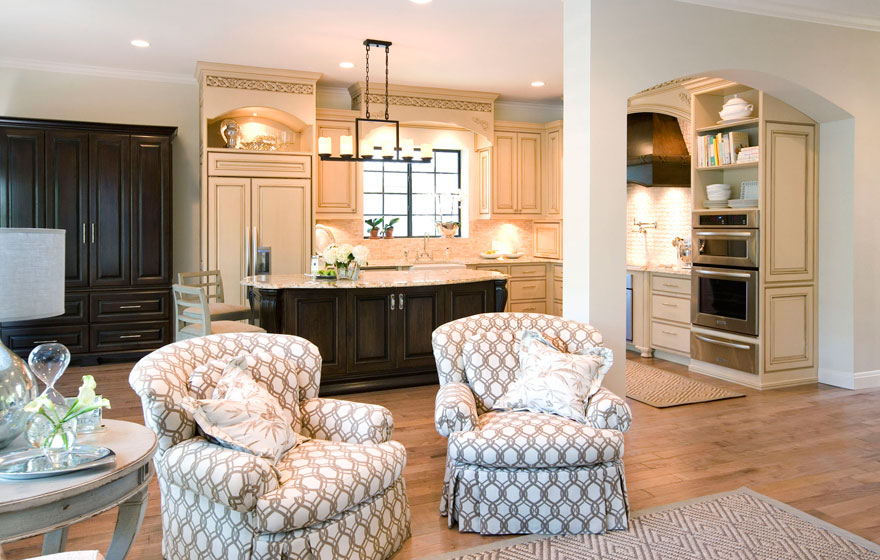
[4,353,880,559]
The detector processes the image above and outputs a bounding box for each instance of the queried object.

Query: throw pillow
[180,355,302,463]
[495,330,613,423]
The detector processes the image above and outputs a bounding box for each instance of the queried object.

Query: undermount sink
[408,262,466,270]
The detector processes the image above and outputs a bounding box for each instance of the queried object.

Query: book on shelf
[737,146,759,163]
[698,131,752,167]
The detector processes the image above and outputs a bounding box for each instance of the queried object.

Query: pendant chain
[364,44,371,119]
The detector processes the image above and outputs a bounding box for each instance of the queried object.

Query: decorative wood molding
[205,75,314,95]
[351,93,493,113]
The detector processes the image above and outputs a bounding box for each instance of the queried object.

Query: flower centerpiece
[24,375,111,456]
[322,243,370,281]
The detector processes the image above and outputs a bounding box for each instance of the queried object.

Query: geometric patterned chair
[129,333,411,560]
[432,313,632,536]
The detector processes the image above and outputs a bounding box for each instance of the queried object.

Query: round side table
[0,419,157,560]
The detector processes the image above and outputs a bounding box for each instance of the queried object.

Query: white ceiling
[0,0,877,106]
[0,0,563,103]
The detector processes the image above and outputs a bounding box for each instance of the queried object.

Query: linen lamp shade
[0,228,65,322]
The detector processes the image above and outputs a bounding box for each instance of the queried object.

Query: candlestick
[318,136,332,155]
[340,135,353,157]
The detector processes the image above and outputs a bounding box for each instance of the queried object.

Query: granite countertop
[626,264,692,276]
[242,268,507,289]
[363,256,562,269]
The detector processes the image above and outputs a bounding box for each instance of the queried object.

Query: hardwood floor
[4,352,880,559]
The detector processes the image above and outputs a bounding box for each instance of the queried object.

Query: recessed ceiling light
[410,0,432,4]
[130,39,150,48]
[339,62,355,69]
[252,112,258,117]
[531,81,545,87]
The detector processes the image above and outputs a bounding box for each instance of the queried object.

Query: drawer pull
[33,340,58,344]
[523,306,536,311]
[661,302,678,307]
[695,334,750,350]
[662,283,679,288]
[119,305,143,309]
[661,330,678,336]
[118,334,142,339]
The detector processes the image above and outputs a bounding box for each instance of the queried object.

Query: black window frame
[362,148,462,238]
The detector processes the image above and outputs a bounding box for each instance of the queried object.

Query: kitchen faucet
[416,233,433,262]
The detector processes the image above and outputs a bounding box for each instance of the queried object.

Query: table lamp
[0,228,65,449]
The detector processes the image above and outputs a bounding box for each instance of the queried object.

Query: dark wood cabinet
[253,279,507,395]
[0,117,176,361]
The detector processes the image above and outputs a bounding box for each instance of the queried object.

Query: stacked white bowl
[706,183,732,201]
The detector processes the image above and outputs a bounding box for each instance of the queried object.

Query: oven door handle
[694,231,754,237]
[695,269,753,279]
[694,334,752,350]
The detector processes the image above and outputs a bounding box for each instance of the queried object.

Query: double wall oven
[691,209,759,337]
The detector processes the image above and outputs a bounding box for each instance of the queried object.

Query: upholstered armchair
[432,313,632,535]
[130,333,411,560]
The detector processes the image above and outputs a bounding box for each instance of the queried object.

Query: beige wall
[0,67,200,277]
[564,0,878,391]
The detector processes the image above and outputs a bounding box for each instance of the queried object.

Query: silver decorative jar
[0,342,38,449]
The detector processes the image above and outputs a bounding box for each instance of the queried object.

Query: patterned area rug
[428,488,880,560]
[625,360,745,408]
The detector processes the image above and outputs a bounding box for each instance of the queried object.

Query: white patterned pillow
[495,330,613,423]
[181,356,302,463]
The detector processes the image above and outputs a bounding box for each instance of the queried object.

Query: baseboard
[653,349,690,366]
[819,368,880,390]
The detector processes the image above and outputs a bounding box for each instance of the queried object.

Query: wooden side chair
[171,285,265,341]
[177,270,252,322]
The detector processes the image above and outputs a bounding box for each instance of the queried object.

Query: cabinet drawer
[651,294,690,323]
[475,264,510,275]
[1,325,88,356]
[509,279,547,301]
[1,294,88,327]
[651,274,690,295]
[90,291,170,323]
[651,321,690,353]
[552,300,563,317]
[553,278,563,300]
[553,264,563,280]
[89,321,170,352]
[510,301,547,313]
[208,151,311,178]
[509,264,546,278]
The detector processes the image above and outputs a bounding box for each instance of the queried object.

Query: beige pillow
[181,356,302,463]
[495,330,613,423]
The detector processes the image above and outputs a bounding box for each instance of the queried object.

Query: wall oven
[691,209,759,337]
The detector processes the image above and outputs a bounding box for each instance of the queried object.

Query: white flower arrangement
[24,375,111,450]
[323,243,370,267]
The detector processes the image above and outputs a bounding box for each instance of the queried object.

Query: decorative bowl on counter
[436,221,460,238]
[479,252,501,260]
[502,253,523,259]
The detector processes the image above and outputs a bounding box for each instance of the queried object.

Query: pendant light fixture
[318,39,432,163]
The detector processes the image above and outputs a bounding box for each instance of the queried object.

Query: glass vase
[26,412,78,461]
[335,262,360,281]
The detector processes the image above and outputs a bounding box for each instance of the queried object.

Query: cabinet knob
[399,294,405,309]
[390,294,396,311]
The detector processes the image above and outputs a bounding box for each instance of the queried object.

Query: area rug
[427,487,880,560]
[625,359,745,407]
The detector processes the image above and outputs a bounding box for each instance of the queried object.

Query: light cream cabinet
[647,272,691,356]
[478,148,491,215]
[544,125,562,217]
[534,221,562,259]
[491,130,542,215]
[763,285,814,372]
[315,117,359,216]
[763,122,816,283]
[207,175,311,306]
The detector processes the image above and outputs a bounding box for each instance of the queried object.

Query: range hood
[627,112,691,188]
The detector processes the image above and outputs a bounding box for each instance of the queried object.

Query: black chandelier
[317,39,432,163]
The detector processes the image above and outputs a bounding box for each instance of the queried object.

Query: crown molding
[495,99,563,112]
[0,56,195,85]
[674,0,880,32]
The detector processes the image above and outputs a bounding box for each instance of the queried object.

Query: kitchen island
[242,269,508,395]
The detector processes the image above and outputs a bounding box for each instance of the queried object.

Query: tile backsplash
[626,184,692,267]
[316,219,536,263]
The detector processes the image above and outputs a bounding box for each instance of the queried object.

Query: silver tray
[0,445,116,480]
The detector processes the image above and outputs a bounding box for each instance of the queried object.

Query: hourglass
[28,343,71,407]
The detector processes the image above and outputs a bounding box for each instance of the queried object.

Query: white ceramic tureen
[719,95,754,121]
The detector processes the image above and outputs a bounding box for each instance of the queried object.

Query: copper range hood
[627,112,691,188]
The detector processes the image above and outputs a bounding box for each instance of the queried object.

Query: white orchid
[77,374,97,407]
[24,395,55,414]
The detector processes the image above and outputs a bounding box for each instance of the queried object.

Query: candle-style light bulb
[382,140,395,159]
[420,143,433,160]
[340,135,354,157]
[401,138,415,160]
[318,136,332,155]
[359,139,373,159]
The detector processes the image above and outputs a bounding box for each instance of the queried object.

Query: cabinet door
[764,285,814,372]
[478,148,491,215]
[545,128,562,216]
[315,120,358,215]
[763,122,815,283]
[131,135,172,286]
[282,290,346,377]
[491,132,516,213]
[0,127,45,228]
[89,133,130,287]
[46,131,90,287]
[207,176,250,305]
[517,132,542,214]
[251,178,311,275]
[446,281,492,320]
[397,286,443,369]
[347,289,396,373]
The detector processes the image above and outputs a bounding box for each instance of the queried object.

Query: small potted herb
[383,217,400,239]
[365,217,383,239]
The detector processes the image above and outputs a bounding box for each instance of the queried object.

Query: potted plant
[365,218,383,239]
[383,217,400,239]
